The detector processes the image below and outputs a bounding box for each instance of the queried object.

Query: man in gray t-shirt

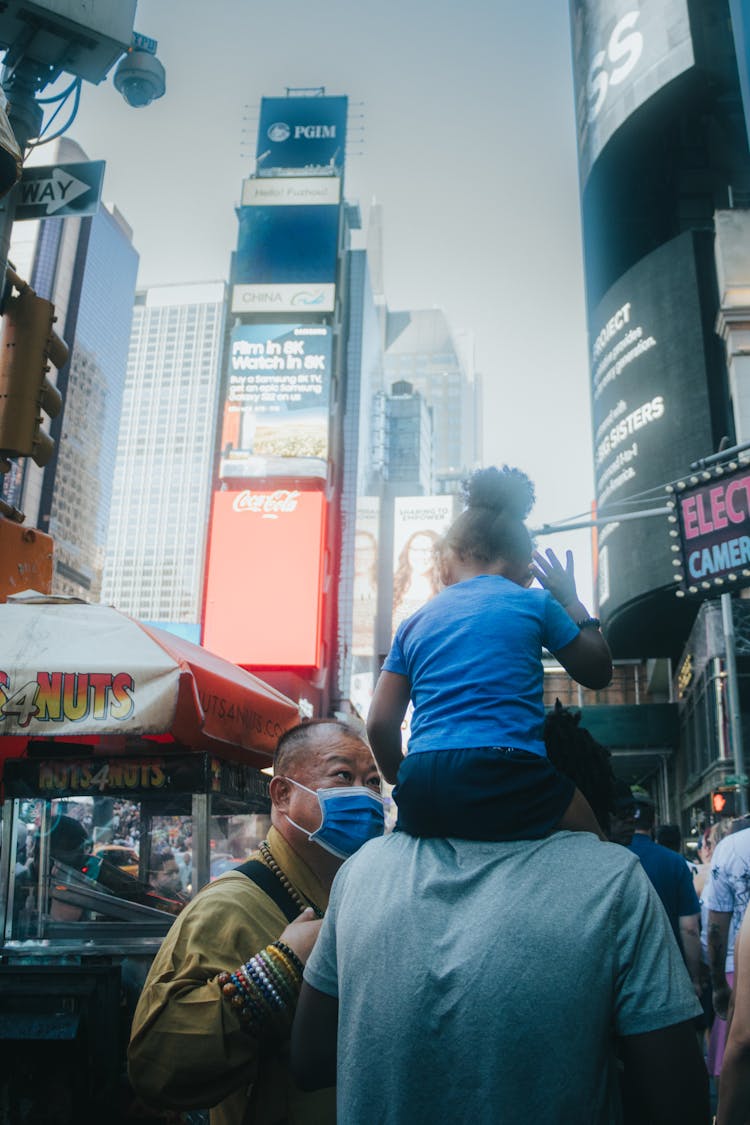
[291,831,707,1125]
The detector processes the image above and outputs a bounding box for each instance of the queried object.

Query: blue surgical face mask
[284,778,385,859]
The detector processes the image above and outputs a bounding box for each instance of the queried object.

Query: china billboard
[591,231,719,653]
[256,96,347,175]
[220,324,332,480]
[570,0,694,184]
[203,487,327,667]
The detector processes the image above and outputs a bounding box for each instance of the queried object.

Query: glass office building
[102,283,226,632]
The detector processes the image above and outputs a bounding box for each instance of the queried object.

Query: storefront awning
[0,593,300,767]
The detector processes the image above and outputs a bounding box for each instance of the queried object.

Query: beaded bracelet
[218,940,303,1036]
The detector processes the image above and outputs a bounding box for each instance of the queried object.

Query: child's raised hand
[530,548,578,608]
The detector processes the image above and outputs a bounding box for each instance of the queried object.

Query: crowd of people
[125,467,750,1123]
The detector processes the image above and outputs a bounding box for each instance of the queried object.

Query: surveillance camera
[113,49,165,108]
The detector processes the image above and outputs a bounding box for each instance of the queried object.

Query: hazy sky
[65,0,595,599]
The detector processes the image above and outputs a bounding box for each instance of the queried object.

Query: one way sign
[14,161,105,221]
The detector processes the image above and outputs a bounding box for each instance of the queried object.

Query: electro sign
[256,96,347,175]
[570,0,694,185]
[671,463,750,596]
[591,231,717,653]
[202,488,327,668]
[219,324,331,480]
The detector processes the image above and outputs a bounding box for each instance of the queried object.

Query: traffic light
[711,787,738,817]
[0,272,68,468]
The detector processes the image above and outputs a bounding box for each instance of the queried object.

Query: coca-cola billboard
[203,487,327,667]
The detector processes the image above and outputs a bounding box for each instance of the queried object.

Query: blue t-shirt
[628,833,700,944]
[382,574,578,756]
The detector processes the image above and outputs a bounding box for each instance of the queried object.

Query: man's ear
[270,775,292,813]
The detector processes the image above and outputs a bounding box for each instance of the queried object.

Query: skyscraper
[102,282,226,634]
[7,137,138,600]
[384,308,481,484]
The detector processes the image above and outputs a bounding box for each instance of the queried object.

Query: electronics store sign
[257,96,347,174]
[241,176,341,207]
[570,0,694,184]
[231,283,336,314]
[591,232,714,621]
[671,465,750,597]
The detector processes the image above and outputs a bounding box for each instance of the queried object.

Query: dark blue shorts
[392,746,576,841]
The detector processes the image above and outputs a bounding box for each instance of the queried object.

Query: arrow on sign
[19,166,90,215]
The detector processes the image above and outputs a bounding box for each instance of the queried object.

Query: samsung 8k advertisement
[570,0,694,184]
[256,96,347,175]
[592,231,717,654]
[203,487,327,667]
[220,324,332,480]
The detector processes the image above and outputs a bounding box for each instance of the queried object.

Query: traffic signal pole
[721,591,749,815]
[0,59,43,295]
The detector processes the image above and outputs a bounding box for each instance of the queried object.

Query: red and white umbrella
[0,593,300,767]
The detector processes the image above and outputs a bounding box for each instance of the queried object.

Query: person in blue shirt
[628,792,701,995]
[367,465,613,841]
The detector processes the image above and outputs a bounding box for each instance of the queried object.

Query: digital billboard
[570,0,694,184]
[352,496,380,659]
[391,495,458,634]
[256,96,347,175]
[233,202,340,286]
[241,177,341,207]
[672,463,750,596]
[220,324,331,480]
[203,487,327,667]
[591,231,718,653]
[231,283,336,315]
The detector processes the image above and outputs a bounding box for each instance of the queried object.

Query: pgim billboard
[219,324,332,480]
[256,96,348,175]
[570,0,694,185]
[202,486,327,668]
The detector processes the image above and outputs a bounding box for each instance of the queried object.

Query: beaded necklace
[258,841,324,919]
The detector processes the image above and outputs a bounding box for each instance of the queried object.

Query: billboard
[256,96,347,175]
[233,201,340,286]
[391,496,458,634]
[591,231,717,651]
[203,487,327,667]
[570,0,694,184]
[672,463,750,595]
[352,496,380,659]
[231,283,336,315]
[220,324,332,480]
[241,177,341,207]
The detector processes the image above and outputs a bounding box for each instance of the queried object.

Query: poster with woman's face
[352,498,380,659]
[391,496,458,634]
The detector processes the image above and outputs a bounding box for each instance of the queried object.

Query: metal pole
[0,60,43,284]
[721,591,748,815]
[532,506,671,536]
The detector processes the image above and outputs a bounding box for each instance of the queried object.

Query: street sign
[724,774,749,786]
[15,161,105,222]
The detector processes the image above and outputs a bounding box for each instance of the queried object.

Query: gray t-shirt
[305,831,700,1125]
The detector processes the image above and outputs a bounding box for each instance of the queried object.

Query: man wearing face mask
[128,719,384,1125]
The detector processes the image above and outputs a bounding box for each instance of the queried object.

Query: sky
[63,0,596,600]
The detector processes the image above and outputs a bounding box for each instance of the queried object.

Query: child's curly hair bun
[463,466,535,521]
